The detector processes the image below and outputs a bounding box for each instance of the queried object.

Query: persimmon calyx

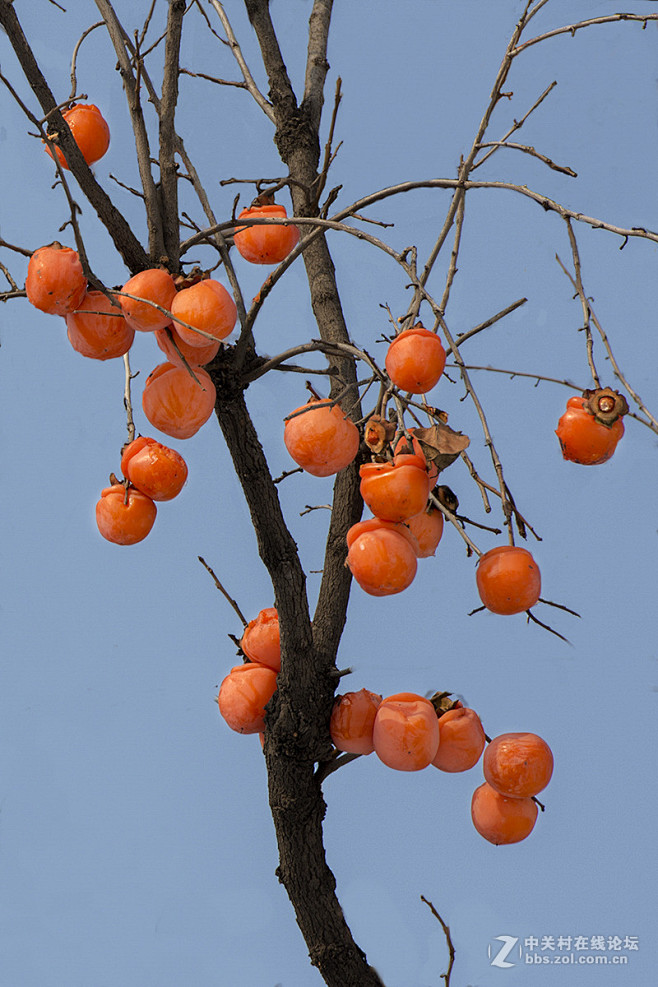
[583,387,629,427]
[364,415,396,454]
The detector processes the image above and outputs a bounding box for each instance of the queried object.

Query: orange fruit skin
[120,436,188,502]
[47,104,110,168]
[120,269,177,332]
[431,707,486,773]
[171,280,237,346]
[471,781,538,845]
[330,689,383,755]
[483,732,553,799]
[346,525,418,596]
[95,484,157,545]
[234,204,300,265]
[373,693,440,771]
[66,290,135,360]
[476,545,541,615]
[359,457,431,523]
[25,243,87,316]
[405,505,444,558]
[240,608,281,672]
[284,400,360,477]
[154,325,220,367]
[217,663,278,734]
[556,396,624,465]
[142,362,216,439]
[385,327,446,393]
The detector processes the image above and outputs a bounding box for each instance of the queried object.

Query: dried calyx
[583,387,629,427]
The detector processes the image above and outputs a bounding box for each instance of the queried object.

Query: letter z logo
[488,935,519,968]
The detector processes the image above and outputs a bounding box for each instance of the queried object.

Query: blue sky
[1,2,657,985]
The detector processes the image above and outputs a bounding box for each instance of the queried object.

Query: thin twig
[198,556,248,627]
[420,897,455,986]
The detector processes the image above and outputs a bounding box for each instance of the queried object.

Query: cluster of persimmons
[26,100,629,844]
[217,607,554,844]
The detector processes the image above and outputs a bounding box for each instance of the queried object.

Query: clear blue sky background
[1,2,656,985]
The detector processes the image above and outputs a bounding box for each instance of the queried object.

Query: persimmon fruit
[66,290,135,360]
[240,608,281,672]
[431,707,486,772]
[471,781,538,845]
[120,436,188,502]
[483,732,553,799]
[217,663,278,734]
[284,399,360,477]
[373,693,440,771]
[405,504,444,558]
[119,269,177,333]
[330,689,382,755]
[346,519,418,596]
[359,455,431,523]
[95,483,157,545]
[556,394,625,465]
[141,361,216,439]
[476,545,541,615]
[171,279,237,346]
[155,325,220,368]
[385,326,446,394]
[234,201,300,265]
[46,103,110,168]
[25,242,87,316]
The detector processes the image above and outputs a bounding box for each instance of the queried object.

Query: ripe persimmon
[240,608,281,672]
[556,392,626,465]
[393,431,439,487]
[119,269,177,333]
[120,436,188,502]
[431,707,486,772]
[385,325,446,394]
[95,483,157,545]
[475,545,541,615]
[234,200,300,265]
[359,455,431,523]
[171,279,237,346]
[471,781,538,845]
[155,325,220,368]
[346,519,418,596]
[405,503,444,558]
[66,290,135,360]
[25,242,87,316]
[373,693,440,771]
[284,399,360,477]
[46,103,110,168]
[217,663,278,734]
[330,689,382,755]
[483,732,553,799]
[142,361,216,439]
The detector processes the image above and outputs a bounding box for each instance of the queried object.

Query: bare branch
[208,0,275,121]
[513,13,658,56]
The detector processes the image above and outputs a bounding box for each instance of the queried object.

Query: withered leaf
[411,423,469,473]
[364,415,396,453]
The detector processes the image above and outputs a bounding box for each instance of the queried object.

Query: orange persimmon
[284,399,360,477]
[483,732,553,799]
[120,436,188,502]
[373,693,440,771]
[233,201,300,265]
[405,503,444,558]
[471,781,538,845]
[240,608,281,672]
[141,362,216,439]
[217,663,278,734]
[475,545,541,615]
[154,325,220,367]
[119,269,177,333]
[66,290,134,360]
[171,279,236,346]
[330,689,383,755]
[346,519,418,596]
[359,454,431,523]
[25,242,87,316]
[385,325,446,393]
[46,103,110,169]
[431,707,486,773]
[556,394,625,465]
[95,483,157,545]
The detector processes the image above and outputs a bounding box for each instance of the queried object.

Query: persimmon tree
[1,2,656,984]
